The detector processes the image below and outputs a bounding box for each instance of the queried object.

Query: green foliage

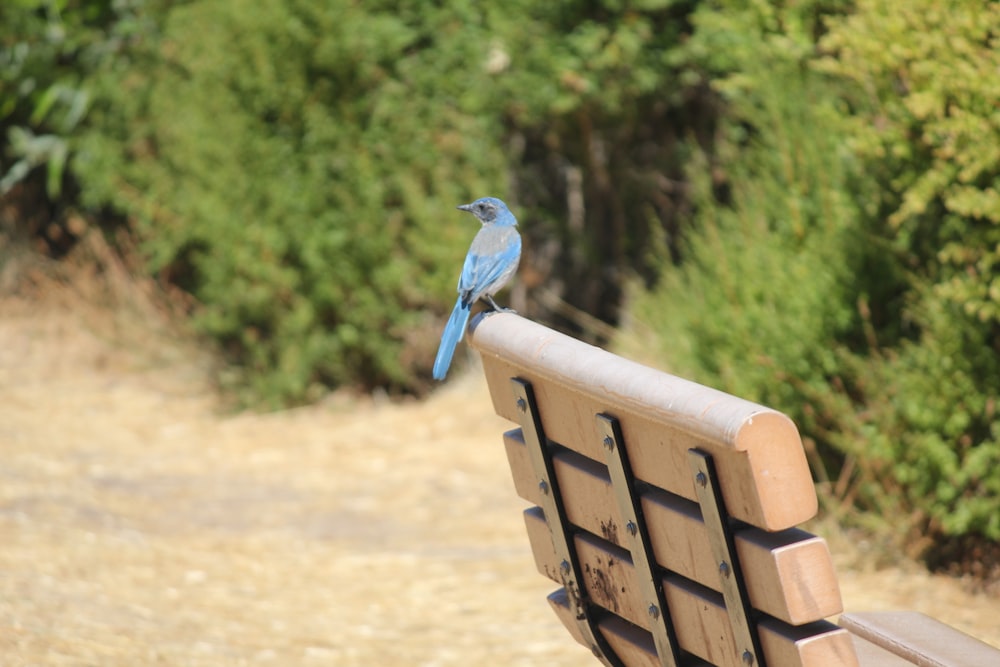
[77,0,507,405]
[818,0,1000,323]
[473,0,703,329]
[0,0,145,198]
[622,1,870,442]
[7,0,1000,549]
[814,0,1000,538]
[71,0,705,403]
[625,0,1000,543]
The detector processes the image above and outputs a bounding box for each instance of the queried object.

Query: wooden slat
[546,582,856,667]
[840,612,1000,667]
[849,635,919,666]
[547,588,714,667]
[525,508,857,667]
[507,430,843,625]
[758,616,860,667]
[469,312,817,531]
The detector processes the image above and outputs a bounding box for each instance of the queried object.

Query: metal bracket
[688,449,765,667]
[511,378,622,667]
[597,414,683,667]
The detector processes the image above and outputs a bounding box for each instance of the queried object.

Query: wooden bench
[466,312,1000,667]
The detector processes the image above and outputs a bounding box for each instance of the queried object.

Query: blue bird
[433,197,522,380]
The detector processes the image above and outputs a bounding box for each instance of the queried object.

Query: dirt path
[1,288,997,665]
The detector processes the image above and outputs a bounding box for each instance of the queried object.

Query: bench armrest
[840,612,1000,667]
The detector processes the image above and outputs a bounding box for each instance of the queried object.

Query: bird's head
[457,197,515,226]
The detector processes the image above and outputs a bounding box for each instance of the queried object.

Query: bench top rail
[469,313,817,531]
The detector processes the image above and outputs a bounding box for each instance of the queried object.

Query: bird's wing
[458,229,521,304]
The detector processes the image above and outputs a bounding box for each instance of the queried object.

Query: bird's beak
[456,203,474,212]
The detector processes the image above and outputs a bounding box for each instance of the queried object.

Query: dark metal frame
[511,378,622,667]
[688,450,765,666]
[598,413,683,667]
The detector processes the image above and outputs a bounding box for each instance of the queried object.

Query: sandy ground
[1,285,998,666]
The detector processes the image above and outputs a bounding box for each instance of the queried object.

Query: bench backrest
[468,313,857,667]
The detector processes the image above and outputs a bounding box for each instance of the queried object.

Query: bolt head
[626,521,638,536]
[560,559,570,574]
[742,649,755,665]
[647,604,660,619]
[538,480,549,495]
[719,561,731,578]
[516,397,527,412]
[603,435,614,450]
[696,471,708,487]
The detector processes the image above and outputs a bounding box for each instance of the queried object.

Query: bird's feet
[485,295,517,314]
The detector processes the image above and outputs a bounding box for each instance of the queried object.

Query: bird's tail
[433,298,472,380]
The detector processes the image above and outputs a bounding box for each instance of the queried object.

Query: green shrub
[624,0,1000,544]
[484,0,704,329]
[620,37,873,467]
[72,0,707,403]
[8,0,1000,549]
[816,0,1000,539]
[77,0,508,405]
[0,0,145,199]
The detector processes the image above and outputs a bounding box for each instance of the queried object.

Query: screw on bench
[516,397,527,412]
[626,520,637,536]
[538,479,549,495]
[742,649,755,665]
[719,561,731,578]
[603,435,615,450]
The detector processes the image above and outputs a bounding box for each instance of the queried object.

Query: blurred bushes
[76,0,513,404]
[818,0,1000,540]
[1,0,106,199]
[624,0,1000,543]
[483,0,705,330]
[10,0,705,404]
[1,0,148,256]
[4,0,1000,550]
